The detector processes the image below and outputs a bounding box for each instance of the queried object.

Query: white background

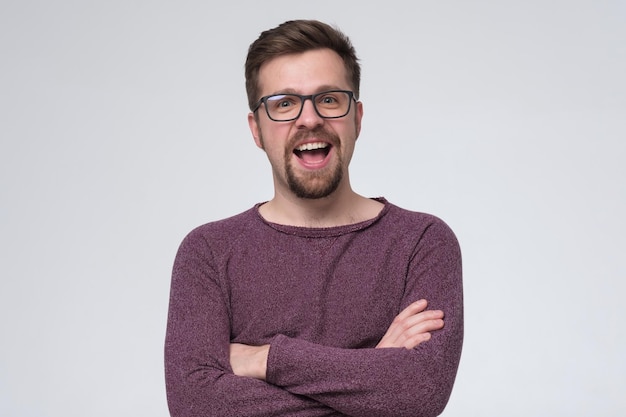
[1,1,624,416]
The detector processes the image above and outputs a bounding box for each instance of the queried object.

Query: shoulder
[176,206,260,255]
[380,201,460,252]
[384,201,456,234]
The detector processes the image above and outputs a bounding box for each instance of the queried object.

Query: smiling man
[165,20,464,417]
[248,47,381,225]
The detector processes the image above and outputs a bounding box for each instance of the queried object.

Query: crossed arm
[165,221,463,417]
[230,299,445,380]
[166,273,461,417]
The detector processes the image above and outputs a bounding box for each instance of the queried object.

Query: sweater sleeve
[164,231,345,417]
[265,220,464,417]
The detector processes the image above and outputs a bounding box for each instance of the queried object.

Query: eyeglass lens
[265,91,351,121]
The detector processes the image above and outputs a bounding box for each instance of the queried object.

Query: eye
[316,92,343,108]
[319,95,338,104]
[267,95,299,112]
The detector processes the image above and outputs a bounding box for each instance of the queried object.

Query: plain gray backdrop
[1,1,624,416]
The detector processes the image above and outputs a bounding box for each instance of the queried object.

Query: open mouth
[293,142,331,164]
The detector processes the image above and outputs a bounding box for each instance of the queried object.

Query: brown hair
[245,19,361,110]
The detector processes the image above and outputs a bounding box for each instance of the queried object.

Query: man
[165,19,463,417]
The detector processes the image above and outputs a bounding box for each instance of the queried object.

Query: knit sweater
[165,198,463,417]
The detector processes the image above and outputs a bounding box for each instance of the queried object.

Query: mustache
[288,127,340,149]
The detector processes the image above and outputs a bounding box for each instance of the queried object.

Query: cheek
[260,123,292,147]
[258,126,292,160]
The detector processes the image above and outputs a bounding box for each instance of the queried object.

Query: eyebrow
[267,85,346,96]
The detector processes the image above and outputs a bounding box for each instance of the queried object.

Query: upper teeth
[296,142,328,151]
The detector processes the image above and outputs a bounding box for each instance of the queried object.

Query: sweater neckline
[253,197,390,238]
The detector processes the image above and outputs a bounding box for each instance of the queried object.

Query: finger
[377,301,445,348]
[402,331,432,349]
[397,318,444,347]
[405,318,445,337]
[395,299,428,321]
[379,301,426,342]
[383,303,439,344]
[388,309,444,340]
[401,309,444,328]
[387,316,444,348]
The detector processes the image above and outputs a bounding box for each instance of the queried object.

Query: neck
[259,183,384,228]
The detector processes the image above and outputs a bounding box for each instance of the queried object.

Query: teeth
[295,142,328,152]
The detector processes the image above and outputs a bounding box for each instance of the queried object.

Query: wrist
[254,344,270,380]
[229,343,270,380]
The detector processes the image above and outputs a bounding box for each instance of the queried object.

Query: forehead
[258,48,351,95]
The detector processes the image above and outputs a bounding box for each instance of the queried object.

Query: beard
[285,153,343,199]
[259,127,344,200]
[285,127,343,199]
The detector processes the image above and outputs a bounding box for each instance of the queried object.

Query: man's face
[248,48,363,200]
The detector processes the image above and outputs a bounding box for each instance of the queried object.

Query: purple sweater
[165,199,463,417]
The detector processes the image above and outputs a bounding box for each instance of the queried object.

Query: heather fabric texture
[165,198,463,417]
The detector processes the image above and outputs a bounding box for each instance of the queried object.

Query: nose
[295,97,324,129]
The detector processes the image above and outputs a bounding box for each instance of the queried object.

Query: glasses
[252,90,356,122]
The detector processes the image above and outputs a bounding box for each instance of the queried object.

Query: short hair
[245,19,361,110]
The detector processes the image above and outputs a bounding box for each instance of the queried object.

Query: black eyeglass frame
[252,90,357,122]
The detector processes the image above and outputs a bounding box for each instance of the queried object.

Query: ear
[248,112,264,149]
[354,100,364,139]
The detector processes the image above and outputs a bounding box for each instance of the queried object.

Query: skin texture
[232,48,446,380]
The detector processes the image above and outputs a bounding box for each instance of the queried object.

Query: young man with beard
[165,20,463,417]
